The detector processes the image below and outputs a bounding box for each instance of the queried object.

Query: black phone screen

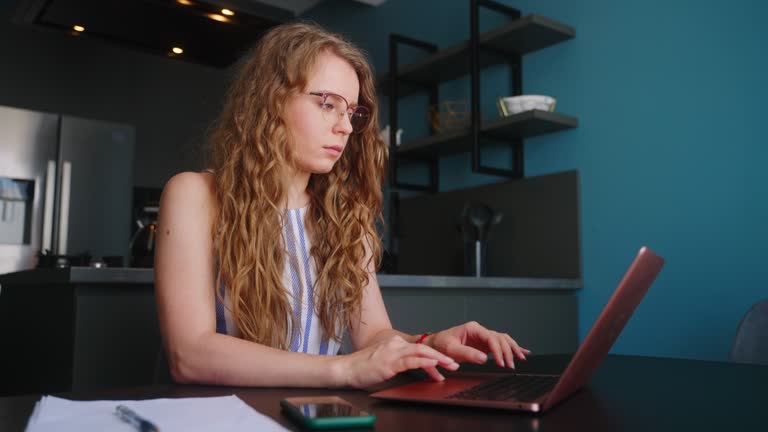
[295,403,360,418]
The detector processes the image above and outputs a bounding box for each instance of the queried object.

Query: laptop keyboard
[448,374,559,402]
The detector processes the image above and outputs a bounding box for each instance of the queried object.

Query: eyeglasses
[306,91,370,133]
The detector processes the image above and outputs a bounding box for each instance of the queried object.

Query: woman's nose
[333,111,354,135]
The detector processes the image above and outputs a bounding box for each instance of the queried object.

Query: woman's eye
[320,103,336,111]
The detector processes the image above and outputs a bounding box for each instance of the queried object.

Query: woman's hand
[426,321,531,369]
[335,334,459,388]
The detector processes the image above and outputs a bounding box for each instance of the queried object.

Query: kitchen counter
[0,267,582,291]
[0,267,581,397]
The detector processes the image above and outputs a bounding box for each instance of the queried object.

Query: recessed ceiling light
[221,9,234,16]
[176,0,193,5]
[206,13,229,23]
[172,47,184,54]
[73,25,85,32]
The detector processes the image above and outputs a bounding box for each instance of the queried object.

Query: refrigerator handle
[42,160,57,253]
[57,160,72,256]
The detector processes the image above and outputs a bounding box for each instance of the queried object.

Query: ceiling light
[176,0,193,5]
[221,9,234,16]
[73,25,85,32]
[172,47,184,54]
[206,13,230,23]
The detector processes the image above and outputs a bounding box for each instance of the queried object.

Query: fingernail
[476,353,487,362]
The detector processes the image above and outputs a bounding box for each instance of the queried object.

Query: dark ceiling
[12,0,292,68]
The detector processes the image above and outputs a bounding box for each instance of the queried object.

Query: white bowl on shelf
[500,95,557,115]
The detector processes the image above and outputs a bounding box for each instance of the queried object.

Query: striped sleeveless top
[214,206,341,356]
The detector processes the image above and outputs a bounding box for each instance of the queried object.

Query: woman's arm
[155,172,339,387]
[155,172,451,388]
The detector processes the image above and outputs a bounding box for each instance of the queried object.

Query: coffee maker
[128,204,158,267]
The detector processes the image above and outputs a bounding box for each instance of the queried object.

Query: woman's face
[284,51,360,175]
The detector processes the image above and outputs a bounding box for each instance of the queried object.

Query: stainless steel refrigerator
[0,104,135,274]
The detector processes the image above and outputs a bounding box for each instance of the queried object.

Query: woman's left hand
[425,321,531,369]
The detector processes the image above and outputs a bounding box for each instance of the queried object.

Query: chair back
[730,299,768,365]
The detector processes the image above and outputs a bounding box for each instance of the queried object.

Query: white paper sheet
[25,394,288,432]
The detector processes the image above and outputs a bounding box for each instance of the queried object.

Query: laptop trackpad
[372,373,504,400]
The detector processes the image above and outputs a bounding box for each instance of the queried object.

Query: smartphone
[280,396,376,430]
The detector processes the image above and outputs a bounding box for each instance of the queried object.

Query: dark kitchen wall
[0,1,229,188]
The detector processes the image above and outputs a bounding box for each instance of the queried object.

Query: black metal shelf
[387,0,578,194]
[385,0,577,270]
[380,15,575,97]
[398,110,578,158]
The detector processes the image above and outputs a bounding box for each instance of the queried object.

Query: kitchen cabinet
[379,288,577,355]
[343,275,581,356]
[0,268,158,396]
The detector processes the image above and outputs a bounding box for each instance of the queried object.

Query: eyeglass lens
[319,93,369,132]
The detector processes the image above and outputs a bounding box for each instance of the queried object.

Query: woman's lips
[324,146,343,155]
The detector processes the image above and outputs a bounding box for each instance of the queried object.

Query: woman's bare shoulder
[160,171,217,221]
[162,171,215,202]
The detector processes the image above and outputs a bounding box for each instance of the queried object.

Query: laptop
[371,246,665,412]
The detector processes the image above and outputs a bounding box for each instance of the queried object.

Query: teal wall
[306,0,768,362]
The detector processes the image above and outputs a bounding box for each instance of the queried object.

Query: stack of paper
[26,395,288,432]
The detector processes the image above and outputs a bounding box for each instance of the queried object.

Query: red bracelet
[416,332,432,344]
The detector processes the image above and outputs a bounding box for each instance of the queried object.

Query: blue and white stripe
[215,206,340,356]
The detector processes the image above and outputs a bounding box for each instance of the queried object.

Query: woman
[155,22,529,389]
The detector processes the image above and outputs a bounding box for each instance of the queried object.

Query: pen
[115,404,160,432]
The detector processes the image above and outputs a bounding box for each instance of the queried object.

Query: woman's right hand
[334,335,459,388]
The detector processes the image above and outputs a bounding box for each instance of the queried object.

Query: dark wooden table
[2,354,766,431]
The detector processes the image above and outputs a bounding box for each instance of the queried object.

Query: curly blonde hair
[207,22,387,349]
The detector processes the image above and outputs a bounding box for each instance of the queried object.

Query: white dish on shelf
[500,95,557,115]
